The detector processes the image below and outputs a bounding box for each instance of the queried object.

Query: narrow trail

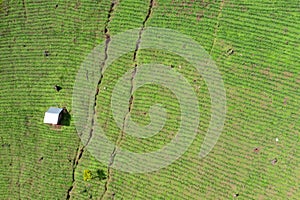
[66,144,83,200]
[84,0,117,149]
[100,0,154,199]
[22,0,27,20]
[66,1,118,199]
[209,0,225,55]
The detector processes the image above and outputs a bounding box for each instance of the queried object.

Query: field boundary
[100,0,154,199]
[209,0,225,55]
[66,1,118,199]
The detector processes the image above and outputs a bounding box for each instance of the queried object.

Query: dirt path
[100,0,154,199]
[66,1,118,199]
[209,0,225,55]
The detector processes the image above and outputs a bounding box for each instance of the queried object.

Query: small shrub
[83,169,92,181]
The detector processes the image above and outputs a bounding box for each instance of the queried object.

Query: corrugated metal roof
[43,107,63,124]
[47,107,63,114]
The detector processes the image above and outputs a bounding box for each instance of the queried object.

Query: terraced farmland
[0,0,299,199]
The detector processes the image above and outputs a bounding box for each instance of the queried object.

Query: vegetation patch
[0,0,299,199]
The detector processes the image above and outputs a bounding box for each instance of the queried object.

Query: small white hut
[43,107,63,125]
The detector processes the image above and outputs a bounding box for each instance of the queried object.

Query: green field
[0,0,299,199]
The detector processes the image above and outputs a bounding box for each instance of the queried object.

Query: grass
[0,0,111,199]
[1,0,300,199]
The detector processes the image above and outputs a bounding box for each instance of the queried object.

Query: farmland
[0,0,299,199]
